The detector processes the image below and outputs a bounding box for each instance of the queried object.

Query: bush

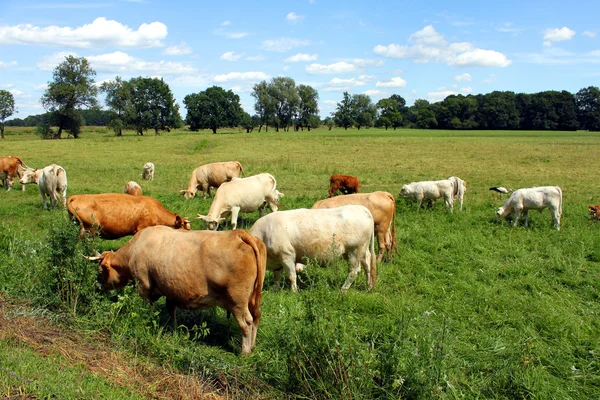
[35,123,54,139]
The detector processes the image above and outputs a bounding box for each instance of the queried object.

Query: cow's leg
[231,305,254,355]
[341,252,362,292]
[417,195,423,211]
[551,207,561,230]
[38,187,48,209]
[375,226,386,263]
[6,177,13,191]
[445,194,454,213]
[281,254,298,292]
[230,206,240,230]
[166,298,178,329]
[522,210,529,227]
[272,268,283,290]
[512,207,522,227]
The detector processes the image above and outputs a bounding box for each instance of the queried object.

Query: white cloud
[227,32,249,39]
[261,37,310,52]
[9,89,24,96]
[543,27,575,46]
[364,89,384,97]
[306,61,359,74]
[322,77,369,92]
[286,12,304,22]
[285,53,318,62]
[246,55,266,61]
[373,25,511,68]
[0,61,18,68]
[163,42,192,55]
[213,71,270,82]
[376,77,407,88]
[461,86,472,93]
[351,58,385,68]
[36,51,77,70]
[220,51,244,61]
[0,17,167,49]
[221,21,231,26]
[582,30,596,38]
[454,73,472,81]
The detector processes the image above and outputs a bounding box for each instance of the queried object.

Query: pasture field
[1,126,600,399]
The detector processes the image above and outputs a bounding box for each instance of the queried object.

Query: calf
[20,164,68,209]
[124,181,143,196]
[496,186,562,230]
[197,173,282,231]
[180,161,244,199]
[250,205,376,292]
[0,156,27,191]
[88,226,266,355]
[313,191,397,262]
[67,193,191,239]
[142,162,155,180]
[588,205,600,221]
[328,174,360,197]
[399,180,455,212]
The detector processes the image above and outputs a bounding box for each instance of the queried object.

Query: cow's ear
[179,190,187,195]
[197,214,207,221]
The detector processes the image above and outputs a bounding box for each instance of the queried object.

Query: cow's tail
[557,186,563,217]
[238,162,245,178]
[450,177,459,198]
[385,192,399,261]
[240,231,266,322]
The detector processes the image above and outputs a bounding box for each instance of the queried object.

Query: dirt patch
[0,296,223,400]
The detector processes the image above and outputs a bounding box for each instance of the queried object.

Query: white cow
[197,173,283,231]
[142,162,155,180]
[249,205,376,292]
[180,161,244,199]
[496,186,563,230]
[399,180,455,212]
[20,164,68,209]
[448,176,467,211]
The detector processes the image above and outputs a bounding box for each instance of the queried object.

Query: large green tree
[351,94,376,130]
[376,98,403,130]
[100,77,134,136]
[251,80,275,132]
[410,99,438,129]
[0,90,16,140]
[333,91,355,130]
[184,86,243,134]
[41,55,98,139]
[129,77,182,135]
[268,77,300,132]
[576,86,600,131]
[296,84,320,131]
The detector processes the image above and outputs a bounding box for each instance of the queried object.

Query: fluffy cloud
[261,37,310,52]
[213,71,270,82]
[426,86,472,102]
[163,42,192,55]
[305,61,359,74]
[0,17,167,49]
[363,89,384,96]
[375,77,407,88]
[220,51,244,61]
[543,27,576,46]
[373,25,511,68]
[286,12,304,22]
[454,73,472,81]
[285,53,318,62]
[0,61,18,68]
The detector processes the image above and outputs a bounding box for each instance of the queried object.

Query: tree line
[1,55,599,139]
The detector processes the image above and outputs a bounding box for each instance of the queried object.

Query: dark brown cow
[67,193,190,239]
[0,156,27,191]
[328,174,360,197]
[589,205,600,221]
[88,226,266,355]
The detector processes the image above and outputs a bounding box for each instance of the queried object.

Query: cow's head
[85,251,130,291]
[589,205,600,219]
[174,215,192,230]
[496,206,507,218]
[399,185,410,197]
[197,214,225,231]
[179,189,195,200]
[19,167,38,185]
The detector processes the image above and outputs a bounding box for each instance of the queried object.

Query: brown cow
[328,174,360,197]
[0,156,27,191]
[589,205,600,221]
[124,181,143,196]
[180,161,244,199]
[313,191,398,262]
[67,193,191,239]
[88,226,266,355]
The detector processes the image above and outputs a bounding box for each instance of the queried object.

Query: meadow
[1,126,599,399]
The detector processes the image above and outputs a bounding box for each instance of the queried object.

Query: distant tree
[296,84,320,131]
[0,90,16,139]
[477,91,519,129]
[576,86,600,131]
[333,92,355,130]
[351,94,376,130]
[411,99,438,129]
[323,116,334,130]
[41,55,98,139]
[100,77,134,136]
[129,77,181,135]
[376,98,403,130]
[240,112,258,133]
[268,77,300,132]
[251,80,275,132]
[184,86,243,134]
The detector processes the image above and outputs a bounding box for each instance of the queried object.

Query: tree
[476,91,519,129]
[410,99,438,129]
[0,90,16,140]
[184,86,243,134]
[240,112,259,133]
[296,84,320,131]
[129,77,182,135]
[100,77,134,136]
[576,86,600,131]
[376,98,402,130]
[333,92,355,130]
[251,81,276,132]
[323,116,334,130]
[268,77,300,132]
[351,94,376,130]
[41,56,98,139]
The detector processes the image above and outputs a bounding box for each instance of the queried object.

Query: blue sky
[1,0,599,120]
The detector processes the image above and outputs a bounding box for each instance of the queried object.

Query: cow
[124,181,143,196]
[197,173,283,231]
[142,162,155,180]
[0,156,27,191]
[19,164,68,209]
[399,180,455,212]
[589,205,600,221]
[328,174,360,197]
[249,205,376,292]
[312,191,397,263]
[87,226,266,355]
[496,186,563,230]
[180,161,244,200]
[448,176,467,211]
[67,193,191,239]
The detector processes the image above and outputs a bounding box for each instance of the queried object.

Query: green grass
[1,126,599,399]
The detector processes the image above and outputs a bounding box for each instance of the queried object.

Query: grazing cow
[124,181,143,196]
[197,173,283,231]
[496,186,563,230]
[88,226,266,355]
[448,176,467,211]
[142,162,155,180]
[312,191,397,262]
[589,205,600,221]
[399,180,455,212]
[180,161,244,200]
[67,193,191,239]
[19,164,68,209]
[328,174,360,197]
[250,205,376,292]
[0,156,27,191]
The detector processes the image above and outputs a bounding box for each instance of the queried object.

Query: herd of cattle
[0,155,589,354]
